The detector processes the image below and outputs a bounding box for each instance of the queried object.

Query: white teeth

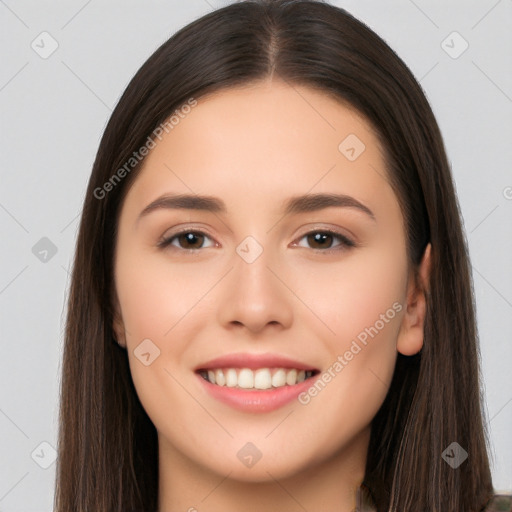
[214,369,226,386]
[238,368,254,389]
[254,369,272,389]
[225,368,238,387]
[201,367,314,389]
[271,369,286,387]
[286,369,297,386]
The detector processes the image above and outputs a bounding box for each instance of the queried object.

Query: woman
[54,1,498,510]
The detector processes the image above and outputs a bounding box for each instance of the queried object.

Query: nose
[215,244,294,335]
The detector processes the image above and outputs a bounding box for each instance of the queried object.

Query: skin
[112,79,431,512]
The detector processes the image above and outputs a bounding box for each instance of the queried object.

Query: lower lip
[195,372,319,413]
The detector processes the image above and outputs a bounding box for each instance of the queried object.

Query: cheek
[113,252,211,434]
[290,243,407,347]
[113,251,222,406]
[114,250,218,344]
[289,244,407,410]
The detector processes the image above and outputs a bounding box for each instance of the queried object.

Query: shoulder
[353,488,512,511]
[482,494,512,511]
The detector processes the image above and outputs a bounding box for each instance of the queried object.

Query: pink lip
[195,372,320,413]
[194,352,318,371]
[194,353,320,413]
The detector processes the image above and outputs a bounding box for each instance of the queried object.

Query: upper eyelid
[159,227,216,245]
[161,221,355,238]
[159,227,355,248]
[293,229,355,249]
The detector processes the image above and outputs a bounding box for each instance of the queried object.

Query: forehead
[122,80,395,220]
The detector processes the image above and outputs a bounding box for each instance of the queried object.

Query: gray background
[0,0,511,509]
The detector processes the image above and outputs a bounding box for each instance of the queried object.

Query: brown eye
[177,232,205,249]
[158,230,215,250]
[296,230,355,251]
[307,232,334,249]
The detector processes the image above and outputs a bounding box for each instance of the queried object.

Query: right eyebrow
[138,194,225,220]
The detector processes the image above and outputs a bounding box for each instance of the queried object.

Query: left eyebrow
[137,192,376,222]
[283,193,375,220]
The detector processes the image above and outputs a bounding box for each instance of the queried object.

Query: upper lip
[195,352,319,372]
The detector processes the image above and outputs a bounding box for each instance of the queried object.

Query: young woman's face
[113,80,425,483]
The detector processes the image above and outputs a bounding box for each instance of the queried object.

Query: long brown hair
[54,1,494,510]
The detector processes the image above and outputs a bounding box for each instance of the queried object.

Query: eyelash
[157,228,356,253]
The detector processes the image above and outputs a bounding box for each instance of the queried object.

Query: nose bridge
[215,233,293,332]
[233,233,281,305]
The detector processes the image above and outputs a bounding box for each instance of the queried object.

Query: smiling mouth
[196,367,320,390]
